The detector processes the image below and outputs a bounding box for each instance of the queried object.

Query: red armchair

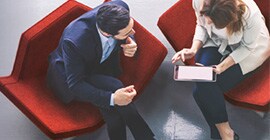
[0,1,167,139]
[158,0,269,111]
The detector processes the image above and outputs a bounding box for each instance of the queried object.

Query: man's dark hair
[96,4,130,36]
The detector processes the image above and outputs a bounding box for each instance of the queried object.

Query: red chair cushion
[1,76,103,138]
[225,59,270,111]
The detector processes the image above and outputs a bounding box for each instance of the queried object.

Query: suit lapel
[92,25,103,63]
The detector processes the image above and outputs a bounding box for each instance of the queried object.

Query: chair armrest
[0,76,17,86]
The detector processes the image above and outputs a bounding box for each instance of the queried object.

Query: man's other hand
[114,85,137,106]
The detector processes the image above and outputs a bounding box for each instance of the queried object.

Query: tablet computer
[174,65,217,82]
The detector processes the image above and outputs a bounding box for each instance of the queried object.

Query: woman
[172,0,269,139]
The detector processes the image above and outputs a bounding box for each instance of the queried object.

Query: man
[46,0,155,140]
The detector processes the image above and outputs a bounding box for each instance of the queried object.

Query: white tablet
[174,65,217,82]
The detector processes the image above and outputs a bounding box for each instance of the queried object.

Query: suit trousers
[193,47,255,139]
[73,74,154,140]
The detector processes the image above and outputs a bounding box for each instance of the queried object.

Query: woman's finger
[181,51,185,62]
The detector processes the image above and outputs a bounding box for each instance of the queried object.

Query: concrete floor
[0,0,269,140]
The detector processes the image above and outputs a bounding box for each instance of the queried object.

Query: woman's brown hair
[200,0,246,35]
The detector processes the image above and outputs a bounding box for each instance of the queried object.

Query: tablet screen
[174,65,216,82]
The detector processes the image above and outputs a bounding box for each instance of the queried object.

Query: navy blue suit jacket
[47,0,129,109]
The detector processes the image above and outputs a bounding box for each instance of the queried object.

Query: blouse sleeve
[192,0,208,44]
[229,13,262,63]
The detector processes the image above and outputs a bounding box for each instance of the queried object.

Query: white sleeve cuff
[229,45,252,64]
[110,93,114,106]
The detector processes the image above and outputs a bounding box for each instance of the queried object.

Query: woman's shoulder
[192,0,203,12]
[242,0,262,20]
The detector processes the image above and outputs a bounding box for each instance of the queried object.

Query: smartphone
[174,65,217,82]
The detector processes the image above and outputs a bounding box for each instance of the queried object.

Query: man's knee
[109,78,124,92]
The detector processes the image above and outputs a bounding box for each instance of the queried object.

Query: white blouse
[192,0,270,74]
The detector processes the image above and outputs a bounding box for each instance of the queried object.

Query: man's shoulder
[60,24,98,57]
[65,20,94,39]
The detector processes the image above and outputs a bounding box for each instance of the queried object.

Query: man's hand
[113,85,137,106]
[121,37,137,57]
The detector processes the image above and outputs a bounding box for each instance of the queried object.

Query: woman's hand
[213,56,236,74]
[213,65,225,74]
[172,48,197,64]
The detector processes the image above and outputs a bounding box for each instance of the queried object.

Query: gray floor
[0,0,269,140]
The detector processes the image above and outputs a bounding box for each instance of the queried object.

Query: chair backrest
[11,1,91,80]
[158,0,196,65]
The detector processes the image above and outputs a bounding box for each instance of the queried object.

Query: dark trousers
[74,74,154,140]
[193,47,254,139]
